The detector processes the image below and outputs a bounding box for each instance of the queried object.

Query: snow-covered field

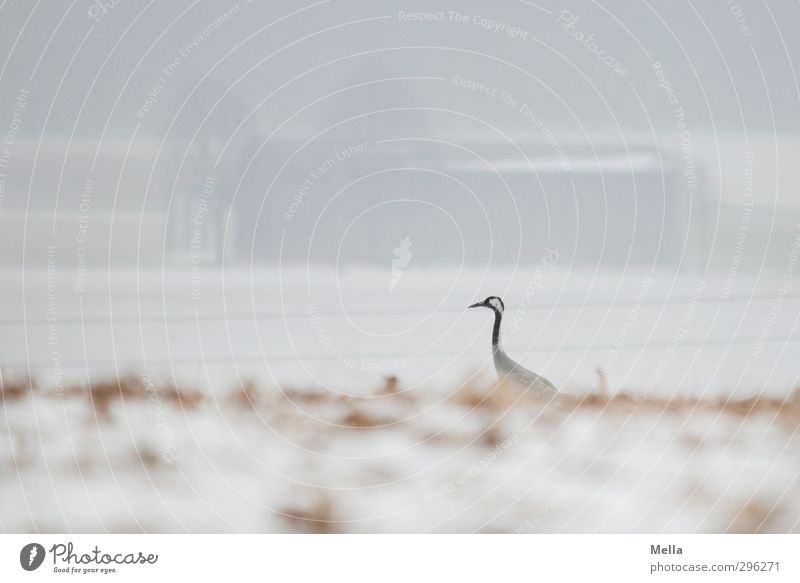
[1,267,798,532]
[2,377,798,533]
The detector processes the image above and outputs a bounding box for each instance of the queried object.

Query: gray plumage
[468,296,557,399]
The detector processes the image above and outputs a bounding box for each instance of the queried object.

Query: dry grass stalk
[0,379,31,401]
[378,375,399,395]
[159,386,203,409]
[726,500,782,534]
[451,379,521,412]
[595,367,608,397]
[227,380,259,409]
[341,409,386,428]
[279,493,338,533]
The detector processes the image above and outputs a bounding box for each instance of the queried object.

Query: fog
[1,1,799,535]
[1,0,798,389]
[1,0,799,270]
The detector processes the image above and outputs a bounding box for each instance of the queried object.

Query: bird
[468,296,557,398]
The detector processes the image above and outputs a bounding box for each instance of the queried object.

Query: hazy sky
[1,1,798,268]
[1,0,798,137]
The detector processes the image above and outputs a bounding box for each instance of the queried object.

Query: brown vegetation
[0,375,35,401]
[279,493,338,534]
[3,372,798,534]
[4,372,798,426]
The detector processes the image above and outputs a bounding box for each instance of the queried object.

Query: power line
[2,292,798,327]
[6,333,798,370]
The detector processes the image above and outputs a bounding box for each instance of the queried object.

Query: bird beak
[467,301,483,309]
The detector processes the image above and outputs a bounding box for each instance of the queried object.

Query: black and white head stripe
[485,296,504,313]
[468,296,504,312]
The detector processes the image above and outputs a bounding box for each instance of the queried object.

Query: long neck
[491,309,503,352]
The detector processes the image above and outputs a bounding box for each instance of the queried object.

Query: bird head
[468,296,504,313]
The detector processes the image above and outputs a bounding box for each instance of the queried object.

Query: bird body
[469,296,557,398]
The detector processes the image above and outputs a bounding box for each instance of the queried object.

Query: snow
[1,267,798,532]
[2,379,798,533]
